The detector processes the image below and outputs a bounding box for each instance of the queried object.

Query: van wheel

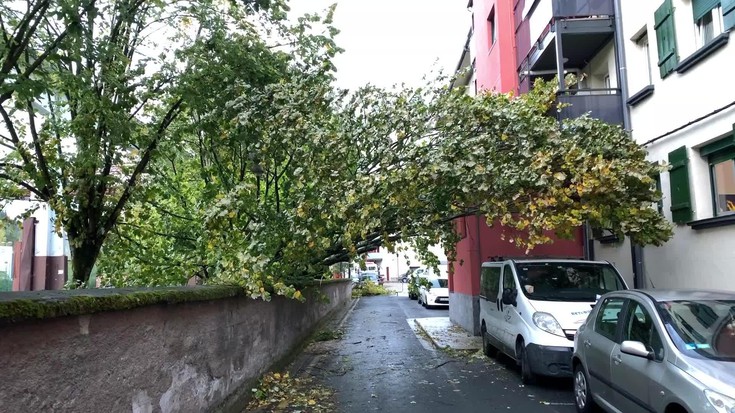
[517,340,536,385]
[481,324,498,358]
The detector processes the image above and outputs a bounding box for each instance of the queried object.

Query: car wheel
[574,364,597,413]
[481,325,498,358]
[517,340,536,385]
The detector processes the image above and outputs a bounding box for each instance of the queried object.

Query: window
[635,31,653,85]
[712,160,735,215]
[658,299,735,361]
[481,266,501,299]
[430,278,449,288]
[488,7,497,47]
[595,297,626,341]
[516,262,625,301]
[654,0,679,78]
[623,302,664,361]
[694,6,723,48]
[502,264,515,292]
[700,134,735,216]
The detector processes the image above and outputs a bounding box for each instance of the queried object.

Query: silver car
[572,290,735,413]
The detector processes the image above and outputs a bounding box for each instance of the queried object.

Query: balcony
[552,0,614,19]
[556,89,624,125]
[528,28,614,73]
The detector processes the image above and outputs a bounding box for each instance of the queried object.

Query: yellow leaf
[308,400,316,406]
[273,373,281,380]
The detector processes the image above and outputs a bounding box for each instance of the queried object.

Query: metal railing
[553,0,614,18]
[556,89,624,125]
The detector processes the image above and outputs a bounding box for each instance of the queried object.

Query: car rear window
[658,300,735,361]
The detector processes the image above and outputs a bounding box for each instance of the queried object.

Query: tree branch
[25,99,53,197]
[103,98,183,234]
[0,173,45,199]
[0,104,35,169]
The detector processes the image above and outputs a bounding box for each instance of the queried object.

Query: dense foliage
[1,1,671,298]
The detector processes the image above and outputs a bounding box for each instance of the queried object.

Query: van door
[479,265,503,349]
[499,263,521,354]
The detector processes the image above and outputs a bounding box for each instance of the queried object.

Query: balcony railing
[556,89,624,125]
[552,0,614,18]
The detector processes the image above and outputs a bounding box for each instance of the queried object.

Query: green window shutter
[723,0,735,30]
[655,0,679,78]
[668,146,692,224]
[692,0,720,22]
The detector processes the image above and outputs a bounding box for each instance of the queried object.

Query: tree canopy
[1,1,671,298]
[0,0,290,285]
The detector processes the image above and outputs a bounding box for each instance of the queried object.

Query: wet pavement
[294,294,576,412]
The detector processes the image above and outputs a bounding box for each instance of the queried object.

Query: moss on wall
[0,279,352,324]
[0,286,242,324]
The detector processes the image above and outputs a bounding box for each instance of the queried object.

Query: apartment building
[454,0,735,304]
[593,0,735,290]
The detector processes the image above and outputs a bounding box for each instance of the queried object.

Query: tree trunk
[69,237,103,287]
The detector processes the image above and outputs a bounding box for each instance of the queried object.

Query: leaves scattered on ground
[312,329,343,342]
[247,372,335,413]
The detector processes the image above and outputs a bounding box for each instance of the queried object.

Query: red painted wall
[452,216,584,295]
[472,0,518,93]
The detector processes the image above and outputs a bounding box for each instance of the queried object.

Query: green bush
[352,280,389,297]
[407,275,431,298]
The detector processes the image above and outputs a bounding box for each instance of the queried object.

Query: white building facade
[594,0,735,290]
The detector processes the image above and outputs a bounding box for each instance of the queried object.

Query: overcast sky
[287,1,470,90]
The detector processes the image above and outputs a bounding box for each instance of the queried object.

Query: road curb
[413,319,443,350]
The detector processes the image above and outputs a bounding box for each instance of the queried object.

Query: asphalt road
[301,294,577,412]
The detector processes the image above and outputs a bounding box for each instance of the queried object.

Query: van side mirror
[501,288,517,306]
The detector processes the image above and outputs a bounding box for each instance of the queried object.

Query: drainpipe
[613,0,631,132]
[612,0,646,288]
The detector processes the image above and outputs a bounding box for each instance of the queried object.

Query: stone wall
[0,281,352,413]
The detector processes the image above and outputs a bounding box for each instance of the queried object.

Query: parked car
[572,289,735,413]
[357,271,382,287]
[479,259,628,384]
[400,271,412,283]
[419,277,449,308]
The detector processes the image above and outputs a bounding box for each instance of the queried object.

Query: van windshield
[516,263,624,302]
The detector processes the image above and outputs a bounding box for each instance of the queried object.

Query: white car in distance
[419,277,449,309]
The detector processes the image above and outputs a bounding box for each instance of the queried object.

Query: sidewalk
[383,281,408,296]
[411,317,482,351]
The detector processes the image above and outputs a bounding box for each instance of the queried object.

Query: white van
[479,259,628,384]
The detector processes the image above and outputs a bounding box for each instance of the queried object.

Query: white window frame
[636,32,653,86]
[695,6,724,48]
